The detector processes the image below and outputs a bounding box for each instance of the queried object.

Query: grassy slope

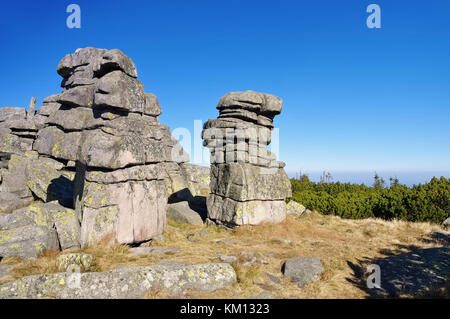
[0,212,448,298]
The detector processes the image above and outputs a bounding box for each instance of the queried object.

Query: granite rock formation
[33,47,192,247]
[202,91,292,226]
[0,47,204,258]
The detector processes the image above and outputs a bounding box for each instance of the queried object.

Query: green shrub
[290,176,449,223]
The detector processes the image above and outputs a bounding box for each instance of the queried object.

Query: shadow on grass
[346,245,450,299]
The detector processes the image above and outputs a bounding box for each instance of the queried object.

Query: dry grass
[0,211,448,298]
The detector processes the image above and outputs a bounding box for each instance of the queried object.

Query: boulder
[207,194,286,226]
[286,200,306,215]
[282,257,324,288]
[25,157,73,204]
[94,70,145,113]
[56,253,95,272]
[180,163,211,197]
[0,192,33,214]
[1,153,33,199]
[0,224,59,259]
[0,202,81,257]
[443,217,450,230]
[0,261,237,298]
[167,201,204,225]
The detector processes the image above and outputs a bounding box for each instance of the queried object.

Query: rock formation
[32,47,193,247]
[202,91,292,226]
[0,47,205,258]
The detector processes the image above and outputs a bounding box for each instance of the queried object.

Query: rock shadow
[47,175,74,208]
[346,245,450,298]
[168,188,207,221]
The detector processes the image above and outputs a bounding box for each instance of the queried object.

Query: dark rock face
[202,91,292,226]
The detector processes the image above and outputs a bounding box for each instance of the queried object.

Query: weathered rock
[286,200,306,215]
[25,157,73,204]
[0,192,33,215]
[282,257,324,288]
[27,97,37,119]
[0,202,81,253]
[0,224,59,259]
[1,154,33,199]
[207,194,286,226]
[34,126,81,161]
[1,47,191,252]
[0,131,33,155]
[0,261,237,298]
[93,48,138,78]
[220,256,237,263]
[55,253,95,272]
[58,85,95,108]
[180,163,210,197]
[78,129,170,169]
[203,91,291,226]
[0,107,26,123]
[94,71,145,113]
[79,176,167,247]
[443,217,450,230]
[144,93,162,116]
[167,201,204,225]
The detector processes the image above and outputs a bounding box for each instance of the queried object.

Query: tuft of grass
[0,256,22,265]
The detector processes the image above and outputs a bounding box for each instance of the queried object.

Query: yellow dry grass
[1,211,448,298]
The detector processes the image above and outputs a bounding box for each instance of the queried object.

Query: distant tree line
[290,172,449,223]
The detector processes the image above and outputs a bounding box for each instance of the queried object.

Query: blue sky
[1,0,449,184]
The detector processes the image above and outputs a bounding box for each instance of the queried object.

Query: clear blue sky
[1,0,449,183]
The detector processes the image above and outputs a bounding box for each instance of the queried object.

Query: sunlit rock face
[202,91,292,226]
[32,47,189,247]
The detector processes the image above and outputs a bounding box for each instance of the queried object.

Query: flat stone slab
[0,261,236,298]
[129,247,181,256]
[372,247,450,297]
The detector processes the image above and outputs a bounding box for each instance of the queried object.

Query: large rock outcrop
[31,47,189,247]
[202,91,291,226]
[0,47,206,258]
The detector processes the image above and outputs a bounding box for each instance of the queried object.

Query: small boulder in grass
[56,253,95,272]
[286,201,306,216]
[443,217,450,230]
[282,257,324,288]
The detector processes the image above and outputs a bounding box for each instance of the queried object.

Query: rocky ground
[1,211,448,299]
